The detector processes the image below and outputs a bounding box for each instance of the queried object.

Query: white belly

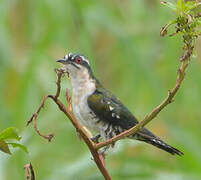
[69,67,102,133]
[72,96,100,131]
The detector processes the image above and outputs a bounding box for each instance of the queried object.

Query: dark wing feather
[88,88,154,136]
[88,88,184,156]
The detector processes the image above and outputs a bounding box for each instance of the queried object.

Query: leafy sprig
[0,127,28,154]
[161,0,201,61]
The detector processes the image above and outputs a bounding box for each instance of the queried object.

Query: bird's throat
[70,69,96,104]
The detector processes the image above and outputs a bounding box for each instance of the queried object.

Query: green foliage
[7,143,28,154]
[0,127,28,154]
[161,0,201,58]
[0,127,21,141]
[161,0,201,31]
[162,0,201,14]
[161,1,177,12]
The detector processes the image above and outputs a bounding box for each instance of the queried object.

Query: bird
[57,53,184,156]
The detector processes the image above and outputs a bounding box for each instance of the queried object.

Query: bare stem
[55,68,65,99]
[27,71,112,180]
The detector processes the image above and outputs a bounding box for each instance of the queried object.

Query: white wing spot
[107,102,111,105]
[112,113,115,117]
[109,106,114,111]
[116,115,120,119]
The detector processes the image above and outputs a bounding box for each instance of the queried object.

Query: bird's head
[57,53,92,78]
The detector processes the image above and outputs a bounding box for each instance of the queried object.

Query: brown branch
[55,68,64,99]
[24,163,35,180]
[27,70,112,180]
[26,95,54,142]
[95,47,192,150]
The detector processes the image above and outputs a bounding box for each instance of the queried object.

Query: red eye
[75,57,82,64]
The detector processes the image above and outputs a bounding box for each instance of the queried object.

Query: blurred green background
[0,0,201,180]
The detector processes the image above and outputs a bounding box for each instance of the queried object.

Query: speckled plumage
[57,53,184,156]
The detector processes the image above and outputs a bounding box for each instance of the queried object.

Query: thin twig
[27,95,54,142]
[24,163,35,180]
[55,68,65,99]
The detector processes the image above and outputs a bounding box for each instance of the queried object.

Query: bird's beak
[57,59,68,64]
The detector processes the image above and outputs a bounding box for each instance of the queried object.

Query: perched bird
[57,53,183,156]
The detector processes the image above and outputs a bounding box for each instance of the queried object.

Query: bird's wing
[88,88,184,156]
[87,88,139,130]
[88,88,164,145]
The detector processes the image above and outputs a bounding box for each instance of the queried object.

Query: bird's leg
[91,134,101,143]
[98,145,110,155]
[98,141,115,155]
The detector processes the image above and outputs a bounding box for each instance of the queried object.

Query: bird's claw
[91,134,101,143]
[98,146,109,155]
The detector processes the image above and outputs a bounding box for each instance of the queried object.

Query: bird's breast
[71,80,100,131]
[72,98,101,131]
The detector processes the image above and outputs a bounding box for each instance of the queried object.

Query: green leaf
[177,0,185,9]
[7,143,29,153]
[0,127,21,141]
[0,140,11,154]
[185,1,201,12]
[161,1,177,11]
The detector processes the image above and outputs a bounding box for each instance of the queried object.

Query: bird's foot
[98,145,110,155]
[91,134,101,143]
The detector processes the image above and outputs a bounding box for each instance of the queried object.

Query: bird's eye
[75,57,82,64]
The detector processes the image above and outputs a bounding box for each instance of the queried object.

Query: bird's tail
[134,130,184,156]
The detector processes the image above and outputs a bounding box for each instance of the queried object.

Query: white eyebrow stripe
[64,53,90,65]
[81,55,90,65]
[67,53,73,60]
